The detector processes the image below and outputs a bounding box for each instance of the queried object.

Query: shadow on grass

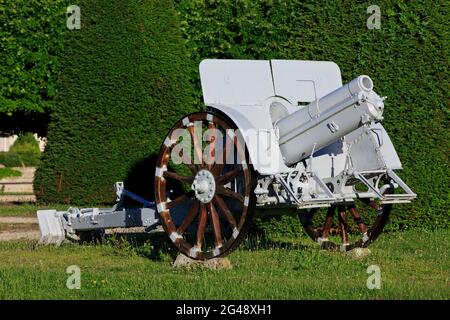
[101,231,178,261]
[80,230,316,262]
[240,234,313,251]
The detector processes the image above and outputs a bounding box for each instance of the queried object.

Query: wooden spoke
[368,201,380,211]
[213,195,237,229]
[212,133,234,176]
[166,191,194,209]
[321,206,335,239]
[337,206,349,245]
[299,177,393,251]
[298,208,319,240]
[207,122,216,170]
[348,205,368,234]
[208,202,223,248]
[177,200,200,234]
[195,204,208,249]
[187,164,197,175]
[216,166,242,185]
[163,171,194,184]
[187,124,203,167]
[216,185,244,203]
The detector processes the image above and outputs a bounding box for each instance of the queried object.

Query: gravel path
[0,216,39,241]
[0,231,40,241]
[0,217,38,224]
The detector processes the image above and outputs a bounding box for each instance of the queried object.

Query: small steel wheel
[155,111,255,260]
[299,182,393,251]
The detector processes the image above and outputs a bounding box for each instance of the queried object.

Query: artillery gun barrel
[276,75,385,165]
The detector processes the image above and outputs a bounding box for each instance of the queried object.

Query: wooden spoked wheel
[155,111,255,260]
[299,178,393,251]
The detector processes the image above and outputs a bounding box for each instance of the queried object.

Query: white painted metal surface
[271,60,342,105]
[200,59,275,106]
[199,59,400,174]
[345,122,402,170]
[200,59,346,174]
[37,210,65,245]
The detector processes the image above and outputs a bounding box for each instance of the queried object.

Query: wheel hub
[192,169,216,203]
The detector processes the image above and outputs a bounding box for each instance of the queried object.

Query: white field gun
[38,60,415,259]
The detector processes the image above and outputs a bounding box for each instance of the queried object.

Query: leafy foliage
[33,0,197,204]
[0,132,41,167]
[9,132,40,154]
[22,0,449,228]
[0,0,69,114]
[0,167,21,180]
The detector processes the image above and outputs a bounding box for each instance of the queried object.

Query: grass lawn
[0,204,73,217]
[0,168,21,180]
[0,228,448,299]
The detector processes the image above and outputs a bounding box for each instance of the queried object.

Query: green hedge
[0,0,68,114]
[173,0,449,229]
[0,152,40,167]
[34,0,197,204]
[0,133,41,167]
[31,0,449,228]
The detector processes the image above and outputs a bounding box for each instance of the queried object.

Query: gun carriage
[38,60,416,260]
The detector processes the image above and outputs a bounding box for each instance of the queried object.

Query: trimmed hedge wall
[33,0,448,228]
[173,0,449,229]
[34,0,197,204]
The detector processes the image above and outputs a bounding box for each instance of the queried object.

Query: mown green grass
[0,229,448,299]
[0,204,71,217]
[0,168,22,180]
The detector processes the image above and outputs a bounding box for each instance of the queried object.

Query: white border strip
[182,117,190,126]
[189,246,199,258]
[164,137,174,148]
[157,202,166,212]
[232,227,239,239]
[169,232,182,242]
[155,166,167,178]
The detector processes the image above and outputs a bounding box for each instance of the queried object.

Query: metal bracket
[275,172,336,208]
[115,182,124,201]
[121,189,155,207]
[354,171,383,199]
[275,173,302,205]
[113,181,154,209]
[381,169,417,203]
[311,172,336,199]
[386,169,414,195]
